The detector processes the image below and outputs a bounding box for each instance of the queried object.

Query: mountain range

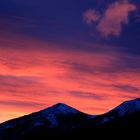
[0,98,140,139]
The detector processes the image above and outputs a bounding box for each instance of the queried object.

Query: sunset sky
[0,0,140,123]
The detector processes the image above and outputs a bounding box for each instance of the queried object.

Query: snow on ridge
[113,98,140,116]
[98,98,140,124]
[0,103,83,130]
[36,103,82,128]
[40,103,81,116]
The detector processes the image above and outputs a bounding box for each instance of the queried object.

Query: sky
[0,0,140,123]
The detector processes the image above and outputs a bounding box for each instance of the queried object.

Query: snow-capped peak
[0,103,83,130]
[113,98,140,116]
[99,98,140,124]
[41,103,81,116]
[38,103,82,128]
[50,103,80,113]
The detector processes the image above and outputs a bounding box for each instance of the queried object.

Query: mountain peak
[0,103,83,130]
[41,103,80,116]
[37,103,83,128]
[53,103,70,108]
[110,98,140,117]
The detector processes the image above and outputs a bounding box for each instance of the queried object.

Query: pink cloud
[97,0,137,37]
[84,0,137,37]
[83,9,100,24]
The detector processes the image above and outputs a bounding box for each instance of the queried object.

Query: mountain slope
[0,103,93,140]
[90,98,140,130]
[0,98,140,139]
[111,98,140,116]
[0,103,92,130]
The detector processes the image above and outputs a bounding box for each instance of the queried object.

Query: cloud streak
[69,91,106,100]
[112,84,139,93]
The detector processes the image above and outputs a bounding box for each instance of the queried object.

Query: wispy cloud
[0,100,45,108]
[112,84,139,93]
[69,91,106,100]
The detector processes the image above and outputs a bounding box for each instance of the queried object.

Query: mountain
[0,103,93,130]
[92,98,140,130]
[0,103,94,140]
[109,98,140,116]
[92,98,140,124]
[0,98,140,139]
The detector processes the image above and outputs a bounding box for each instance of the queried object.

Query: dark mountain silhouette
[0,98,140,139]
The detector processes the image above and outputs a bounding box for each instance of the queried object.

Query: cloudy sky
[0,0,140,122]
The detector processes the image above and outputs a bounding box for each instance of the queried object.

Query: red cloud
[0,35,140,122]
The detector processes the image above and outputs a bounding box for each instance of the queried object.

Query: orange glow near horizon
[0,35,140,123]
